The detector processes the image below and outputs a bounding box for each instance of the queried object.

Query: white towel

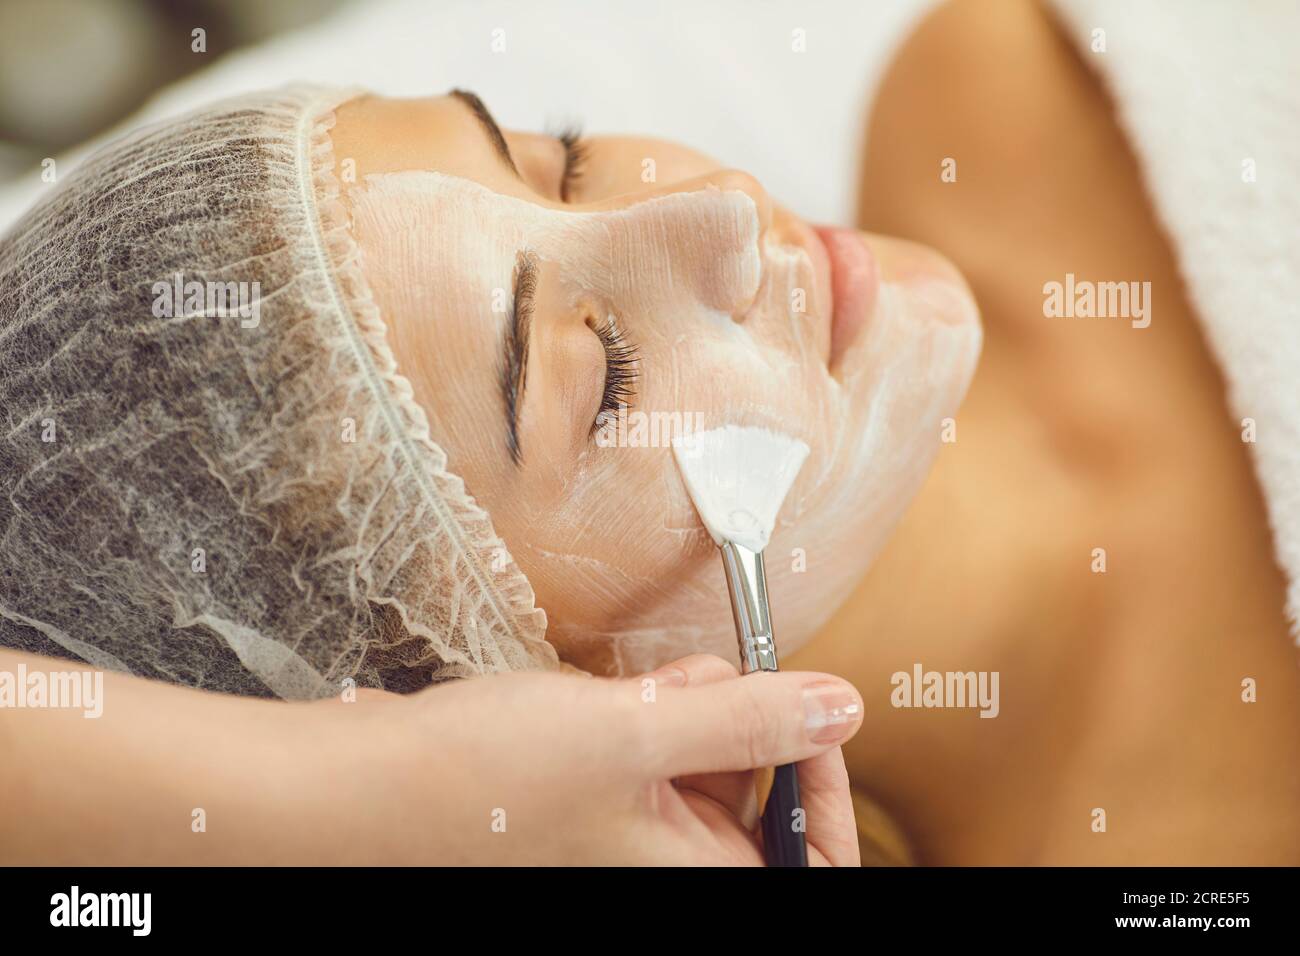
[1047,0,1300,640]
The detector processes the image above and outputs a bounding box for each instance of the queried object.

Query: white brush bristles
[671,425,810,553]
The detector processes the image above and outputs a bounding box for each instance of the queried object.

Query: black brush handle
[716,542,808,865]
[761,762,808,866]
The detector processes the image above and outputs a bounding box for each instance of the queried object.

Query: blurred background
[0,0,351,183]
[0,0,927,232]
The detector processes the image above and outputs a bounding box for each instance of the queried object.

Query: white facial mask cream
[345,170,981,674]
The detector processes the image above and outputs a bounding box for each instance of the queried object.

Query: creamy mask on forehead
[364,170,767,341]
[347,170,981,674]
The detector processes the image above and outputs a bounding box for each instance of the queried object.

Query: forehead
[351,170,762,319]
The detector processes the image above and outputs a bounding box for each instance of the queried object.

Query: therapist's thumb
[638,670,863,778]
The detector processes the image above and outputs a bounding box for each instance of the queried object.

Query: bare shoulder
[857,0,1196,407]
[859,0,1140,263]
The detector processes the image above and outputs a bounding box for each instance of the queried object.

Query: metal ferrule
[719,541,779,673]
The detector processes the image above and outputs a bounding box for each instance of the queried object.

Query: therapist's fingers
[639,671,864,779]
[793,746,861,867]
[639,653,739,690]
[676,772,759,832]
[641,655,758,827]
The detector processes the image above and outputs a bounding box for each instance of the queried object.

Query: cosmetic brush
[671,424,811,867]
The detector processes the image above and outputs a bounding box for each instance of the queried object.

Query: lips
[814,226,879,370]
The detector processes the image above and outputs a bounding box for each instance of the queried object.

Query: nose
[578,167,775,320]
[587,167,775,238]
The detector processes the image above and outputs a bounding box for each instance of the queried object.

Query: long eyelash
[555,123,589,202]
[590,316,637,435]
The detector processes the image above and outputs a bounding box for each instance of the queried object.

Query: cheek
[508,447,695,620]
[506,350,829,674]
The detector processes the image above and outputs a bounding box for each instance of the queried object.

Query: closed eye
[588,315,637,437]
[551,123,589,202]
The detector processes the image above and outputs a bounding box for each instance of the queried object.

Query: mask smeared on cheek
[347,171,980,675]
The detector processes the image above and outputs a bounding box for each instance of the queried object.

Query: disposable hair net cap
[0,85,558,697]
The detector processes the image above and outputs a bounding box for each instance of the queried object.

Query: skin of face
[329,94,981,675]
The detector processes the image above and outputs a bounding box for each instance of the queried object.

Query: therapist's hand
[0,647,860,865]
[335,653,863,865]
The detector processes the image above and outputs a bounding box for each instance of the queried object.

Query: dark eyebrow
[500,250,537,465]
[450,88,521,179]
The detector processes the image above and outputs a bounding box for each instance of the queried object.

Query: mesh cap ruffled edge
[295,85,557,680]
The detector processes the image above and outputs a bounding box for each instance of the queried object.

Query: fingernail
[803,682,862,744]
[646,667,687,689]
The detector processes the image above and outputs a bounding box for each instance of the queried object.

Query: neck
[796,319,1300,862]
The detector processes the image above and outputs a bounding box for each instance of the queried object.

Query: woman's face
[330,93,980,675]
